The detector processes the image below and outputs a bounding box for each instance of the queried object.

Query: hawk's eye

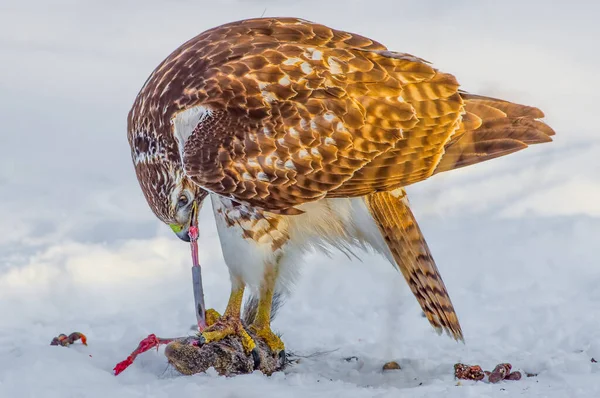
[177,195,189,208]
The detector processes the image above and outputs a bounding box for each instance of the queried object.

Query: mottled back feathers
[128,17,553,216]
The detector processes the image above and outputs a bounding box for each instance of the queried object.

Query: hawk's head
[126,33,214,242]
[129,128,208,242]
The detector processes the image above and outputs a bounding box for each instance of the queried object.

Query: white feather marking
[300,62,313,74]
[325,137,337,145]
[310,147,321,157]
[160,82,171,97]
[284,160,296,170]
[263,127,274,137]
[310,120,317,130]
[289,127,299,138]
[283,57,302,65]
[390,188,406,199]
[257,172,270,182]
[242,172,253,181]
[298,149,310,159]
[172,105,212,160]
[279,76,291,86]
[227,208,242,219]
[327,57,342,74]
[132,130,168,165]
[336,122,348,133]
[265,157,274,167]
[324,112,335,121]
[261,90,277,103]
[304,48,323,61]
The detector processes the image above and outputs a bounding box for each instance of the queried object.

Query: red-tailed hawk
[127,17,554,358]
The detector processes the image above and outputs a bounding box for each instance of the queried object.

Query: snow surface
[3,212,600,397]
[2,1,600,397]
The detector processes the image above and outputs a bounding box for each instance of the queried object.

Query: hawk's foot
[248,324,284,356]
[204,308,221,327]
[198,314,256,355]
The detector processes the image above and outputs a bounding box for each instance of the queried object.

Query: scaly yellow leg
[200,281,256,354]
[249,264,285,354]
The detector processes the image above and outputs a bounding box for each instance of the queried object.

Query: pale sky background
[1,0,599,312]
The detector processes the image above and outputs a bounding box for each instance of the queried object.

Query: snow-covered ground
[3,212,600,397]
[1,1,600,397]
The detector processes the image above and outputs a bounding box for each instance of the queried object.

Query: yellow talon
[247,263,285,354]
[249,325,284,353]
[205,309,221,327]
[197,283,256,354]
[239,328,257,353]
[201,319,256,354]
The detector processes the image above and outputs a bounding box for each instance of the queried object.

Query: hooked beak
[170,201,199,242]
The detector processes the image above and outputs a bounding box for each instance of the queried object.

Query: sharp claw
[278,349,286,364]
[251,347,261,369]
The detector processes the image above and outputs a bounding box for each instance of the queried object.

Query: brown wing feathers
[365,190,463,341]
[180,19,455,212]
[330,71,464,195]
[434,93,555,174]
[132,17,554,212]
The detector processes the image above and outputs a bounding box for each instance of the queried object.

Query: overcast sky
[0,0,598,267]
